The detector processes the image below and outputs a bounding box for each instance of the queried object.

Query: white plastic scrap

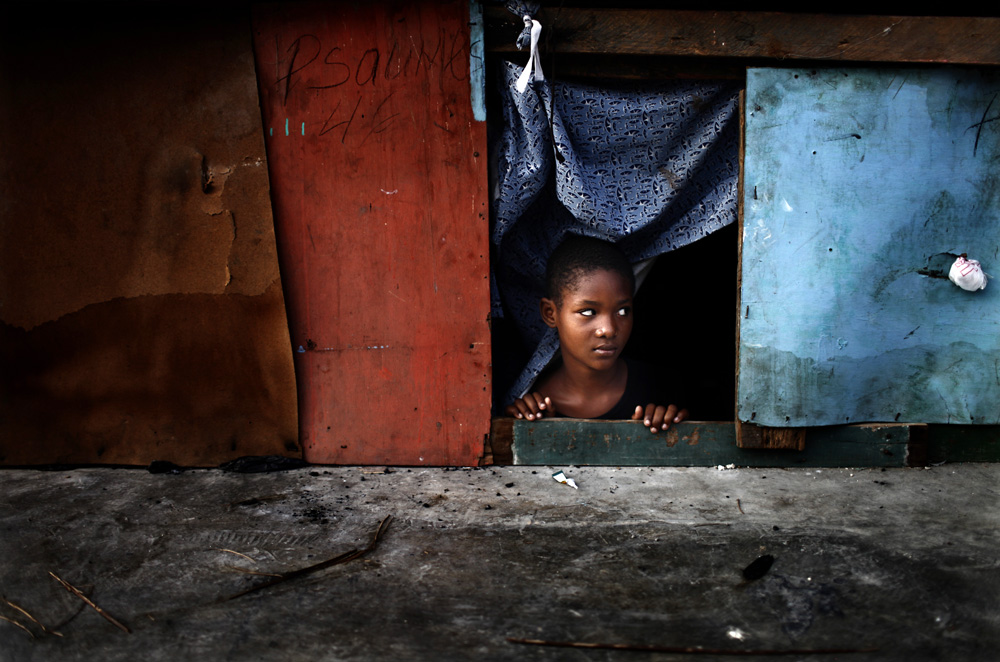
[552,470,578,489]
[515,18,545,93]
[949,255,988,291]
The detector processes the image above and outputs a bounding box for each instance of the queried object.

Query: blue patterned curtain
[491,61,741,404]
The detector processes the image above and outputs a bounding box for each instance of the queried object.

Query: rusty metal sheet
[252,1,491,465]
[0,6,298,465]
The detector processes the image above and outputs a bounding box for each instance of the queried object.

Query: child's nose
[596,315,618,337]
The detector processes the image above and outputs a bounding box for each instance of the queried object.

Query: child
[505,235,688,433]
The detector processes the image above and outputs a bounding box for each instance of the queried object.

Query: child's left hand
[632,404,688,433]
[505,393,553,421]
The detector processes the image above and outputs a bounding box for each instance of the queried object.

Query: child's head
[541,235,636,371]
[545,235,635,307]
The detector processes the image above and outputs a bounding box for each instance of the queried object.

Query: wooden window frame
[483,7,1000,466]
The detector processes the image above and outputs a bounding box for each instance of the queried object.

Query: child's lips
[593,344,618,356]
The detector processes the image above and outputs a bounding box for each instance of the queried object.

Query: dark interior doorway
[623,223,737,421]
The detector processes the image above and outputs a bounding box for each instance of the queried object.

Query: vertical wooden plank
[735,87,749,445]
[252,1,491,465]
[488,418,514,466]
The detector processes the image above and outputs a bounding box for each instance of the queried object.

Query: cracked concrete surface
[1,464,998,660]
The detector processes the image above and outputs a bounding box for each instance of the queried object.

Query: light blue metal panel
[740,68,1000,427]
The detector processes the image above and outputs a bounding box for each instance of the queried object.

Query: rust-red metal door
[252,1,490,465]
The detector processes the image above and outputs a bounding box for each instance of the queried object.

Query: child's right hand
[505,393,553,421]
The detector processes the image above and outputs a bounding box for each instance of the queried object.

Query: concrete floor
[1,464,998,661]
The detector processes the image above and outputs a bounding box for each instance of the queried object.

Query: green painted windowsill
[489,420,1000,467]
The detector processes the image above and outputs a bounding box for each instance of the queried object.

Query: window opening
[487,58,741,420]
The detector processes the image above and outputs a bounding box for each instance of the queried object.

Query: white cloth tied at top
[515,17,544,93]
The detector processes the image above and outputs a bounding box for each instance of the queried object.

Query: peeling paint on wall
[740,68,1000,427]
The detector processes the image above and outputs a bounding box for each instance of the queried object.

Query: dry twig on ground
[226,515,392,600]
[49,572,131,634]
[0,614,34,639]
[3,598,62,637]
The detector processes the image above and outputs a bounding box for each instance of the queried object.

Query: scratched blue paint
[269,127,273,136]
[740,68,1000,427]
[285,117,289,136]
[468,0,486,121]
[301,122,305,136]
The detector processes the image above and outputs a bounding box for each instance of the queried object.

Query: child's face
[541,268,634,373]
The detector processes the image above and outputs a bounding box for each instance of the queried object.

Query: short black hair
[545,235,635,306]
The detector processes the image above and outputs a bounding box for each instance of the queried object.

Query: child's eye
[617,307,631,316]
[578,309,595,317]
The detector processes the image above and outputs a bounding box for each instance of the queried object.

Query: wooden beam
[501,419,923,467]
[490,418,514,466]
[492,418,1000,465]
[485,8,1000,65]
[486,53,749,80]
[736,423,807,450]
[926,425,1000,464]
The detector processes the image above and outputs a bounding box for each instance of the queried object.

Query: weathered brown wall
[0,4,298,465]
